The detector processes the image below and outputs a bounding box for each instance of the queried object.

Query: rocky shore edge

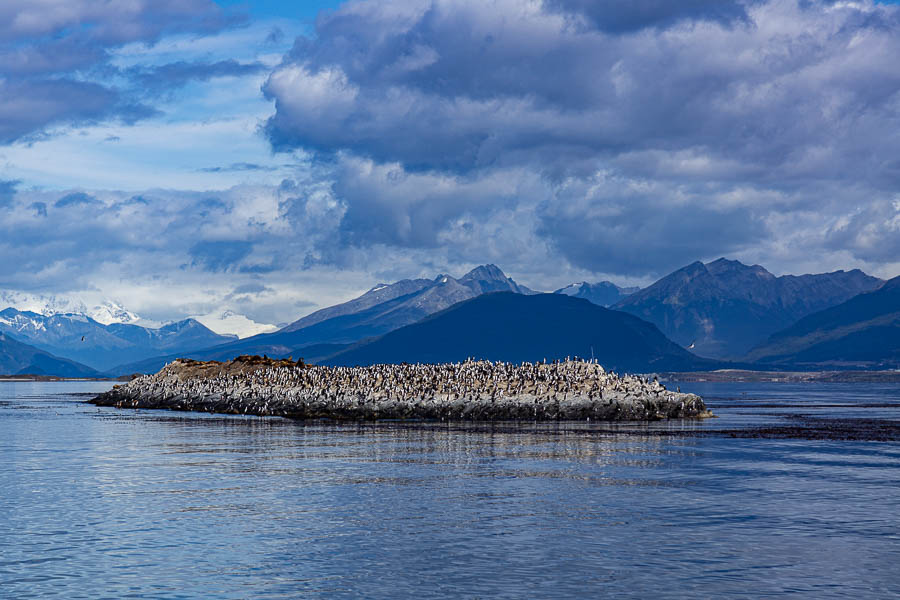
[90,356,712,422]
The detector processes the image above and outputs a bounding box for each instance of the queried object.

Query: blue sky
[1,0,899,328]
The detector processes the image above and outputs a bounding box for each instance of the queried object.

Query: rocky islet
[91,355,711,421]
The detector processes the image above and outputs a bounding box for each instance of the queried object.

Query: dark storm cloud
[0,1,236,143]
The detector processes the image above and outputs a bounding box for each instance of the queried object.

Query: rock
[90,356,711,422]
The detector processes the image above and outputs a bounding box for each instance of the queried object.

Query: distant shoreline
[660,370,900,383]
[0,375,126,382]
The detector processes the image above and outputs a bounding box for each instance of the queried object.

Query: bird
[687,340,695,349]
[81,336,85,342]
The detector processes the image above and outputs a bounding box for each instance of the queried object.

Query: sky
[1,0,899,329]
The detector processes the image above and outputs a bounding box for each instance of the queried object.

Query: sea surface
[1,380,899,599]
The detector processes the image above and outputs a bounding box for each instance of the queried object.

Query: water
[1,380,899,599]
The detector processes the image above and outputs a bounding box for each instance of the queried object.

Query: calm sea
[1,380,899,599]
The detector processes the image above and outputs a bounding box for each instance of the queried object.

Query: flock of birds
[93,358,708,421]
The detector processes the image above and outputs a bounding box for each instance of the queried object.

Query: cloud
[54,192,98,208]
[545,0,754,33]
[0,1,237,143]
[536,173,770,274]
[28,202,47,218]
[0,79,156,144]
[254,0,900,282]
[263,0,900,179]
[825,197,900,264]
[0,180,18,208]
[189,240,255,272]
[198,162,279,173]
[125,59,266,97]
[0,1,231,46]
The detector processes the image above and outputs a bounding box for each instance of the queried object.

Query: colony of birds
[91,356,710,421]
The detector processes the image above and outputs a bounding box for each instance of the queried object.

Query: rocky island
[91,355,711,421]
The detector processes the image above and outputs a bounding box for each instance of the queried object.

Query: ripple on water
[0,381,899,598]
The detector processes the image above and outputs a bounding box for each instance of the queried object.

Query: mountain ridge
[0,332,102,377]
[613,258,883,358]
[0,308,236,371]
[323,292,719,372]
[110,264,537,373]
[745,275,900,367]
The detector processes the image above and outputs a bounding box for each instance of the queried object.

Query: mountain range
[0,333,100,378]
[324,292,716,372]
[0,309,235,371]
[110,264,537,374]
[612,258,883,359]
[2,260,896,376]
[746,274,900,368]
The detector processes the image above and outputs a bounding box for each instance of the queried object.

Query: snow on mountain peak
[89,301,142,325]
[0,290,88,317]
[191,311,278,338]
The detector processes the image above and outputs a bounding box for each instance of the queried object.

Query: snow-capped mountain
[88,301,145,326]
[0,307,236,371]
[0,290,89,317]
[0,289,278,340]
[0,291,157,326]
[191,310,278,338]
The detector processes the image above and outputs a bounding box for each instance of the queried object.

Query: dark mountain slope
[323,292,717,372]
[0,333,101,377]
[613,258,882,358]
[746,275,900,367]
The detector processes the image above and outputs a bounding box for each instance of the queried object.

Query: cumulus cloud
[256,0,900,280]
[264,0,900,178]
[825,197,900,264]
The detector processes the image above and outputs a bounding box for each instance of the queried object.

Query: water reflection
[1,381,899,598]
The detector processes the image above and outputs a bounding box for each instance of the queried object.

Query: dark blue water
[2,381,899,599]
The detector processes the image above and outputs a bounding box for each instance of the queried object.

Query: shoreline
[660,369,900,383]
[90,356,712,422]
